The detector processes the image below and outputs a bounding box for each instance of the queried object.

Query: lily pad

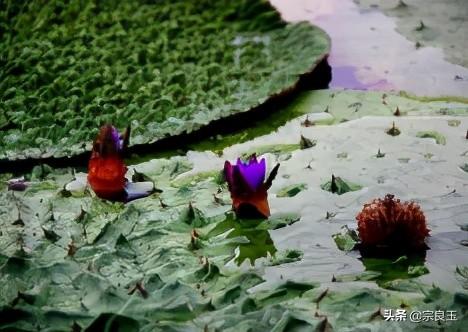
[416,131,447,145]
[241,144,299,159]
[455,266,468,290]
[332,226,359,252]
[202,214,277,266]
[0,0,330,160]
[0,152,466,331]
[447,119,461,127]
[267,249,303,266]
[299,135,317,149]
[320,175,362,195]
[386,122,401,136]
[362,255,429,287]
[375,149,386,158]
[276,183,308,198]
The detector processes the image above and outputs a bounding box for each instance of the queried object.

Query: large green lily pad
[1,144,467,330]
[0,0,330,160]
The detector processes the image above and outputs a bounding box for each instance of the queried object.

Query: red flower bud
[88,125,129,199]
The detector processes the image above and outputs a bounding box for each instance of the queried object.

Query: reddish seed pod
[356,194,429,250]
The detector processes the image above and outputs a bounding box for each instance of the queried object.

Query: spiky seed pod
[356,194,429,250]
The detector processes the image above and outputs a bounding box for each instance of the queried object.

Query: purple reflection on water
[270,0,468,97]
[331,65,390,90]
[331,66,366,90]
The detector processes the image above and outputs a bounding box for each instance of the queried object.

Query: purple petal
[109,126,122,152]
[125,181,154,202]
[97,125,123,155]
[238,157,266,190]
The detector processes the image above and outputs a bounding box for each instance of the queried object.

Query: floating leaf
[332,271,381,282]
[267,213,301,230]
[299,135,317,149]
[131,169,153,183]
[0,0,330,161]
[42,227,61,243]
[321,175,362,195]
[332,226,359,252]
[447,119,461,127]
[455,266,468,289]
[64,173,88,197]
[267,249,303,266]
[376,149,385,158]
[408,265,429,277]
[336,152,348,159]
[386,122,401,136]
[276,183,307,197]
[416,131,447,145]
[301,115,314,127]
[415,20,426,31]
[362,254,428,287]
[241,144,299,159]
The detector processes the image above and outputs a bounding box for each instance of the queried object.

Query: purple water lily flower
[225,155,266,193]
[92,124,130,158]
[224,154,279,218]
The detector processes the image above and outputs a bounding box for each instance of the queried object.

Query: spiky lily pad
[0,0,330,160]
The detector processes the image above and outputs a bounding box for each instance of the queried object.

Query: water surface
[271,0,468,97]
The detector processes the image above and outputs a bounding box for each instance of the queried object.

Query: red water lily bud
[356,194,429,250]
[88,125,129,199]
[224,155,279,219]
